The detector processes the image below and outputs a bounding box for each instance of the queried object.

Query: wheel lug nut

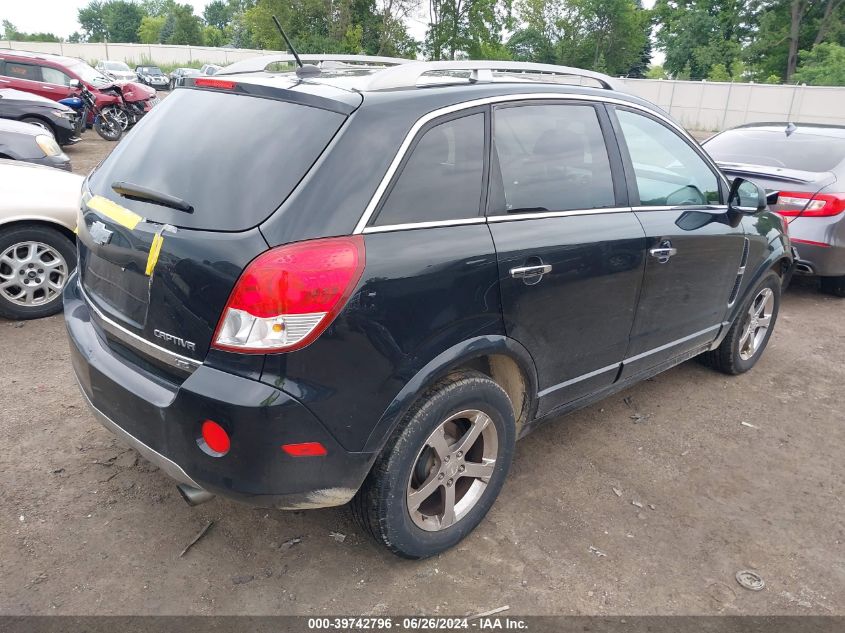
[458,465,465,473]
[446,478,453,487]
[457,451,463,458]
[437,473,444,480]
[444,456,450,463]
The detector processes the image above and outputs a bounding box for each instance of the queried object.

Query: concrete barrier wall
[3,40,844,131]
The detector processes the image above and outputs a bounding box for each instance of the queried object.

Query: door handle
[649,239,677,264]
[510,264,552,279]
[649,244,678,264]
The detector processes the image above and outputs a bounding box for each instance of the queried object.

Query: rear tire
[0,225,76,320]
[819,275,845,297]
[699,272,781,375]
[351,370,516,559]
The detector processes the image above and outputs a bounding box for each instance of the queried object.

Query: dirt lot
[0,131,843,617]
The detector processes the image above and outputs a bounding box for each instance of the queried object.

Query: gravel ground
[0,127,842,616]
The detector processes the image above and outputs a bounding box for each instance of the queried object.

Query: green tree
[792,41,845,85]
[744,0,845,82]
[707,62,731,81]
[1,21,61,42]
[653,0,752,81]
[204,0,234,30]
[425,0,512,61]
[645,64,668,78]
[78,1,108,42]
[203,25,227,46]
[103,1,145,42]
[138,15,166,43]
[168,3,204,45]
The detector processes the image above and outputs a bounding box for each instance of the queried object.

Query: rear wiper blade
[111,181,194,214]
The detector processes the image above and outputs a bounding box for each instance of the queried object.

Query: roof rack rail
[218,53,411,76]
[364,60,624,92]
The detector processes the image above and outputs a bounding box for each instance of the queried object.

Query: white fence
[4,40,845,132]
[618,78,845,131]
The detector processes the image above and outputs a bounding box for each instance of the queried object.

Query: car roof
[0,48,81,67]
[214,58,662,122]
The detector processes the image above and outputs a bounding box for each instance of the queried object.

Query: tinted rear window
[88,89,345,231]
[705,130,845,173]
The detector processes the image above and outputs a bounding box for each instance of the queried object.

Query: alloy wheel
[0,241,68,307]
[739,287,775,360]
[406,409,498,531]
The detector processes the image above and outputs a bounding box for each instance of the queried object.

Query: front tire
[0,225,76,320]
[819,275,845,297]
[351,370,516,559]
[20,117,55,137]
[700,272,781,375]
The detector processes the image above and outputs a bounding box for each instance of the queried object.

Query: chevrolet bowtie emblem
[89,220,114,246]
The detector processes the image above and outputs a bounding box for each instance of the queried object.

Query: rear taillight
[212,236,365,354]
[775,191,845,218]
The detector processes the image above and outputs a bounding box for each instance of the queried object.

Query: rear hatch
[77,81,357,374]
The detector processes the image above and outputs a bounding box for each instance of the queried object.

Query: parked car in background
[0,159,80,319]
[66,57,792,559]
[0,118,70,171]
[0,88,81,145]
[705,123,845,297]
[0,50,157,124]
[199,64,222,76]
[135,65,169,90]
[95,60,136,82]
[169,67,201,90]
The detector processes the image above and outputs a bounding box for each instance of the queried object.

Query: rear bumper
[791,239,845,277]
[63,275,375,509]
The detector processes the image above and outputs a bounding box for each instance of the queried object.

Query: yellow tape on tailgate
[145,232,165,276]
[86,195,143,230]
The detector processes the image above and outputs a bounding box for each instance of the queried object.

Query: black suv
[65,58,793,559]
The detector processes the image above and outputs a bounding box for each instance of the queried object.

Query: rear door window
[491,103,616,213]
[4,62,41,82]
[373,112,485,227]
[87,89,347,231]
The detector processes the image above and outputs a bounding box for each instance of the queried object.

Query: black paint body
[65,74,793,507]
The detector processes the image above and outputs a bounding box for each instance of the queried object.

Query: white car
[95,60,137,82]
[0,159,81,319]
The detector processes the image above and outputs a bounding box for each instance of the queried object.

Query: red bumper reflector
[201,420,230,455]
[282,442,327,457]
[791,238,831,248]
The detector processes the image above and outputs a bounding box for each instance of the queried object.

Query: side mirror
[69,79,80,89]
[728,177,767,215]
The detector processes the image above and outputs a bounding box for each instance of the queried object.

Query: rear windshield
[88,89,345,231]
[705,129,845,173]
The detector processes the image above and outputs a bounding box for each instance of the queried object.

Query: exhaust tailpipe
[177,483,214,506]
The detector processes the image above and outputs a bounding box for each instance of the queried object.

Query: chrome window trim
[352,92,726,234]
[362,217,487,234]
[632,205,729,212]
[79,282,202,373]
[488,207,630,222]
